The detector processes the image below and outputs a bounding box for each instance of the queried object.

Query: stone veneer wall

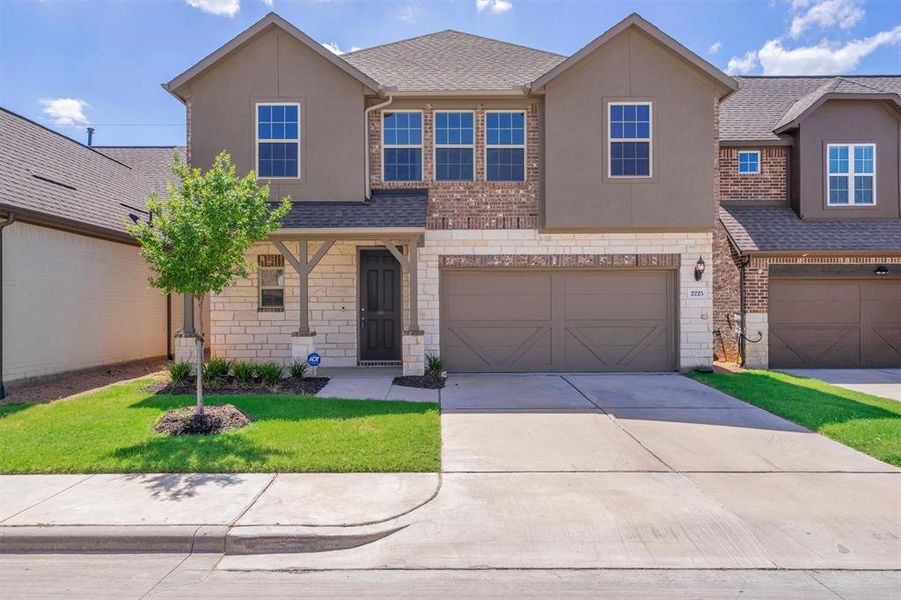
[418,230,715,371]
[368,103,541,229]
[718,147,789,202]
[209,241,408,367]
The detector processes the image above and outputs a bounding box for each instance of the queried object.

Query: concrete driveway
[784,368,901,401]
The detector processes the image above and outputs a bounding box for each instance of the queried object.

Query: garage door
[769,278,901,368]
[440,270,675,372]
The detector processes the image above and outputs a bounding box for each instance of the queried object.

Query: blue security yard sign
[307,352,321,367]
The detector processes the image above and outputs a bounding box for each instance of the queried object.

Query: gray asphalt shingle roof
[720,202,901,253]
[0,109,182,237]
[343,30,565,92]
[721,76,901,142]
[277,189,427,229]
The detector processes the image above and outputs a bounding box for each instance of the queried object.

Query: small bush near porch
[0,380,440,473]
[691,370,901,467]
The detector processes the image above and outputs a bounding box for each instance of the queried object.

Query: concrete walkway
[785,368,901,401]
[317,367,439,402]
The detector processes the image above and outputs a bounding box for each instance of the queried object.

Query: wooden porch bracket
[273,239,335,335]
[382,236,422,332]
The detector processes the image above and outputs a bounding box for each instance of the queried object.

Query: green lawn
[691,370,901,466]
[0,380,440,473]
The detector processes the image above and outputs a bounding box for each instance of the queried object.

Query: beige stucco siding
[3,223,168,384]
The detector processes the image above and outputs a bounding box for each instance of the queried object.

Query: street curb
[0,523,404,555]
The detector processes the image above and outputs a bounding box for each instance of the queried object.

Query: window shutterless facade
[608,102,652,178]
[827,143,876,206]
[434,111,475,181]
[485,110,526,182]
[256,103,300,179]
[738,150,760,174]
[257,255,285,311]
[382,111,423,182]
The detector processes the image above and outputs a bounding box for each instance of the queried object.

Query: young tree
[129,151,290,415]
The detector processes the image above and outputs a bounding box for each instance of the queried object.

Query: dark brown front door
[360,249,402,362]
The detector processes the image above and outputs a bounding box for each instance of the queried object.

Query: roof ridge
[835,76,891,93]
[736,74,901,79]
[343,28,564,59]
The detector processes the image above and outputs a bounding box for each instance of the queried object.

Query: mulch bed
[155,404,250,436]
[392,374,446,390]
[147,376,330,396]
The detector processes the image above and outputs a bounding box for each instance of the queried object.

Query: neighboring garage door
[440,270,675,372]
[769,278,901,368]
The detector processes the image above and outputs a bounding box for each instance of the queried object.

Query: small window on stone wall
[258,254,285,312]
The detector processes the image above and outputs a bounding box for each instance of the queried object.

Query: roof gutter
[364,95,394,200]
[0,212,16,399]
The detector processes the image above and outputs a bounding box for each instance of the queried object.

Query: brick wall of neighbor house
[712,222,742,362]
[368,104,541,229]
[209,241,409,367]
[419,230,715,370]
[718,147,788,202]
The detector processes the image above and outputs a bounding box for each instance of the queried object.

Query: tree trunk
[195,294,205,416]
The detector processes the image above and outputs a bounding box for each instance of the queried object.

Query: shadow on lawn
[107,434,288,475]
[0,403,35,419]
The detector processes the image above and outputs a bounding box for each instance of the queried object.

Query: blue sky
[2,0,898,146]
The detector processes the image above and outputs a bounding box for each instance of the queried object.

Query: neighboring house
[165,12,735,375]
[715,77,901,369]
[0,107,192,397]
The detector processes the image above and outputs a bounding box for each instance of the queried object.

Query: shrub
[232,361,257,384]
[426,354,443,378]
[258,361,283,387]
[202,358,231,387]
[168,361,192,387]
[289,361,308,379]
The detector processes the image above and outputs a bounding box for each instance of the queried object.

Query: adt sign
[306,352,321,367]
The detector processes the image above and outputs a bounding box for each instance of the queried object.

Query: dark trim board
[770,263,901,279]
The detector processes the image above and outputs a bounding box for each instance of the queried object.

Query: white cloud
[322,42,361,55]
[40,98,90,126]
[759,26,901,74]
[185,0,240,17]
[789,0,864,38]
[476,0,513,14]
[262,0,272,5]
[395,3,421,23]
[726,51,760,74]
[708,41,722,54]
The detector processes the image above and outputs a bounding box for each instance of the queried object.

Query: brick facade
[368,103,541,230]
[718,147,788,202]
[712,222,741,362]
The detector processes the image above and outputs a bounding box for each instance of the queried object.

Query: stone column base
[291,332,317,365]
[402,331,425,376]
[174,332,199,373]
[743,313,769,369]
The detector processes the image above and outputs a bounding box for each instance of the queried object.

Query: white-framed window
[608,101,652,178]
[827,143,876,206]
[434,110,475,181]
[738,150,760,174]
[485,110,526,181]
[382,111,423,182]
[257,254,285,311]
[256,103,300,179]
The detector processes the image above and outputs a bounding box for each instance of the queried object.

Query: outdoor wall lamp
[875,265,889,276]
[694,256,706,281]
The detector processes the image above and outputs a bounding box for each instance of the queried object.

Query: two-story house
[162,12,741,376]
[714,77,901,369]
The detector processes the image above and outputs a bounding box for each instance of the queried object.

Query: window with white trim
[738,151,760,174]
[256,103,300,179]
[485,111,525,181]
[258,254,285,311]
[827,143,876,206]
[383,111,422,182]
[434,111,474,181]
[608,102,651,177]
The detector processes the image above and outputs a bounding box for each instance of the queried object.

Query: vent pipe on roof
[87,127,95,146]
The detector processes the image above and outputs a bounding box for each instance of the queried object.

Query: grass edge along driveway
[691,369,900,467]
[0,379,440,473]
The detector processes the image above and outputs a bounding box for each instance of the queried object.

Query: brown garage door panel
[441,270,675,372]
[769,278,901,369]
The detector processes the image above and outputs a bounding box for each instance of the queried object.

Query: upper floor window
[608,102,651,178]
[434,111,474,181]
[383,111,422,182]
[827,143,875,206]
[738,151,760,174]
[486,111,525,181]
[257,103,299,179]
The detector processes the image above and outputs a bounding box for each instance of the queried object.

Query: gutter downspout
[738,254,750,367]
[364,95,394,200]
[0,212,17,400]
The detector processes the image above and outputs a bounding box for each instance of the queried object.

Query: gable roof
[530,13,737,95]
[164,12,381,100]
[343,30,565,93]
[0,109,180,243]
[720,76,901,143]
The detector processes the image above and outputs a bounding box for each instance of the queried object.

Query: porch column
[182,294,195,335]
[382,236,424,376]
[174,294,198,370]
